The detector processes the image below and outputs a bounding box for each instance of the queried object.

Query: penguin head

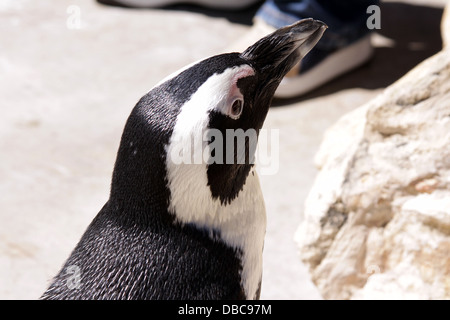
[169,18,328,143]
[111,19,326,216]
[163,19,327,216]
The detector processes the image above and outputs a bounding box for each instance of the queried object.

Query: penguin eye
[230,99,243,119]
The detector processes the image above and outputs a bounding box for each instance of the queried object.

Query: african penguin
[41,19,326,300]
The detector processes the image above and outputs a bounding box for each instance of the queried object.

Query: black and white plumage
[41,19,326,300]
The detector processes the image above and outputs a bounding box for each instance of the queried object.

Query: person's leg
[253,0,380,98]
[257,0,379,49]
[316,0,379,21]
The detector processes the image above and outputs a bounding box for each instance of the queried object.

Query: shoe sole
[97,0,260,10]
[275,34,374,99]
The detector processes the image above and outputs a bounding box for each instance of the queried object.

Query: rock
[295,4,450,300]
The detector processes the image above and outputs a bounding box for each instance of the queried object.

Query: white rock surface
[296,9,450,299]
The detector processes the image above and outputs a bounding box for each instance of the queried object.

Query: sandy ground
[0,0,446,299]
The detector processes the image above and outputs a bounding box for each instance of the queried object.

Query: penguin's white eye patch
[230,98,244,119]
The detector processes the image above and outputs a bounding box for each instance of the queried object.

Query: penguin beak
[240,18,327,86]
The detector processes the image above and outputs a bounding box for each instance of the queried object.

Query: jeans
[257,0,380,50]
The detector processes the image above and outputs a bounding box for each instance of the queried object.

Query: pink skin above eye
[226,66,255,118]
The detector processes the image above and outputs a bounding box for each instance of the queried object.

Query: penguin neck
[109,107,176,215]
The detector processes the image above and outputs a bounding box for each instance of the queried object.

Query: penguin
[41,19,326,300]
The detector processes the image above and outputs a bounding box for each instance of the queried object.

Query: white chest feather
[164,67,267,299]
